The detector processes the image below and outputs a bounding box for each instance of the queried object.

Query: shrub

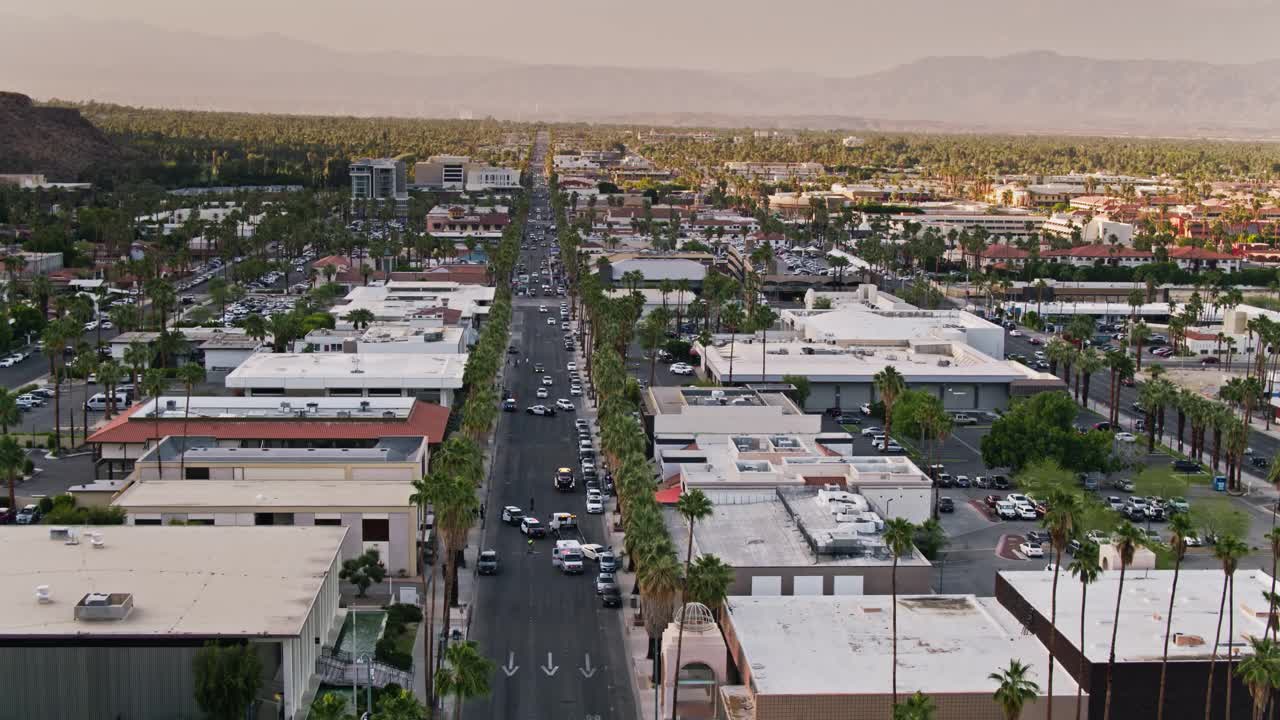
[374,637,413,671]
[23,458,34,475]
[45,435,56,450]
[385,603,422,625]
[37,496,55,513]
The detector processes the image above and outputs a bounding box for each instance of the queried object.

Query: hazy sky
[10,0,1280,76]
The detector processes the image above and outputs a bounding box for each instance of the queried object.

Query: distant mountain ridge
[0,92,119,179]
[1,15,1277,136]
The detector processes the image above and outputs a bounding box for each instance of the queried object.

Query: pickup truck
[549,512,578,532]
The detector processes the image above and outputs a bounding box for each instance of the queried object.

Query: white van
[85,392,130,412]
[552,540,584,574]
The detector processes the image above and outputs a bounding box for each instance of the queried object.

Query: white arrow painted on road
[579,653,597,678]
[501,651,519,677]
[540,652,559,677]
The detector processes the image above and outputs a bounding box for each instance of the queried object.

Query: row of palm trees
[554,183,735,720]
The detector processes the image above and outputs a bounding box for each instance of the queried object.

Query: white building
[225,352,466,406]
[350,158,408,206]
[198,333,262,372]
[296,323,467,355]
[413,155,521,191]
[135,203,263,238]
[336,280,495,336]
[0,526,348,720]
[607,258,707,285]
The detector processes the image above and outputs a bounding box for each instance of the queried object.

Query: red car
[984,494,1003,510]
[1028,337,1044,346]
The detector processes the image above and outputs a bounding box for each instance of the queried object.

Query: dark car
[1026,530,1051,545]
[993,475,1011,490]
[937,497,956,513]
[984,494,1003,509]
[1200,356,1219,365]
[477,550,499,575]
[1172,459,1202,473]
[600,586,623,608]
[507,345,519,354]
[1252,456,1270,468]
[502,397,517,412]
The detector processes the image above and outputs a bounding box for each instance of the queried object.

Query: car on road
[860,426,883,437]
[954,475,971,488]
[0,357,16,368]
[586,495,604,514]
[993,475,1010,490]
[670,363,695,376]
[1028,336,1044,346]
[535,387,549,398]
[570,384,582,396]
[1172,459,1203,473]
[1184,533,1204,548]
[507,345,519,354]
[534,363,545,373]
[596,572,619,595]
[1200,356,1219,365]
[935,473,953,488]
[477,550,499,575]
[1019,541,1045,558]
[541,376,553,386]
[567,362,577,371]
[1252,456,1271,468]
[539,305,548,312]
[526,404,555,416]
[996,501,1018,520]
[15,504,41,525]
[952,413,977,425]
[1115,432,1137,443]
[555,398,575,411]
[502,397,517,411]
[937,497,955,513]
[520,517,546,537]
[575,419,589,431]
[1009,329,1023,337]
[600,586,623,607]
[547,317,556,325]
[502,506,524,525]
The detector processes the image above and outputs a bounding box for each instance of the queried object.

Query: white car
[570,385,582,396]
[547,317,557,325]
[567,362,577,372]
[585,496,604,514]
[542,376,553,386]
[555,399,575,411]
[860,403,873,415]
[1019,542,1045,558]
[1016,505,1038,521]
[539,306,548,312]
[670,363,694,376]
[536,387,549,398]
[0,357,15,368]
[1114,432,1137,443]
[860,426,883,437]
[1009,329,1023,337]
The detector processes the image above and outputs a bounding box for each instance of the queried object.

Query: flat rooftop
[113,480,414,509]
[0,526,346,638]
[135,396,416,421]
[141,435,426,464]
[729,595,1079,696]
[647,386,797,414]
[225,352,467,389]
[1000,569,1275,664]
[665,493,928,568]
[699,340,1037,383]
[664,434,927,489]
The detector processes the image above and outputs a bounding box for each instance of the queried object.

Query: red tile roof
[1166,245,1235,261]
[1042,244,1152,259]
[981,244,1030,259]
[655,486,682,505]
[87,400,450,445]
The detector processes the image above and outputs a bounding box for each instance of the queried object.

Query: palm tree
[685,554,733,620]
[434,640,495,720]
[1157,512,1195,720]
[345,307,376,330]
[1068,542,1101,720]
[721,302,745,385]
[991,658,1041,720]
[140,369,168,476]
[0,388,19,435]
[669,489,713,718]
[123,339,151,389]
[1042,488,1082,720]
[97,360,124,420]
[638,552,682,682]
[750,304,779,383]
[1234,636,1280,720]
[427,441,480,646]
[1205,534,1248,720]
[41,318,75,452]
[0,435,26,519]
[1267,525,1280,642]
[884,517,916,707]
[243,314,268,346]
[1130,322,1152,371]
[893,691,937,720]
[874,366,907,451]
[1104,522,1146,720]
[176,363,206,480]
[1076,348,1104,408]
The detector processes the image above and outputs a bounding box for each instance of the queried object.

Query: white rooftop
[225,352,466,390]
[130,395,417,421]
[728,595,1079,696]
[0,526,346,638]
[1000,569,1275,664]
[113,480,414,509]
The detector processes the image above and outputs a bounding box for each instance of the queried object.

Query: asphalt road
[464,133,637,720]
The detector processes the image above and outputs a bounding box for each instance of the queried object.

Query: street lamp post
[885,497,895,519]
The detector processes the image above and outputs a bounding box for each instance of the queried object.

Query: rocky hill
[0,92,120,180]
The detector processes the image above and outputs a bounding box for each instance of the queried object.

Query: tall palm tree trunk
[1049,552,1061,720]
[1227,574,1237,719]
[1103,564,1129,720]
[180,385,192,479]
[1205,574,1230,720]
[1157,554,1184,720]
[727,333,736,384]
[669,525,696,717]
[1076,585,1088,720]
[891,555,899,707]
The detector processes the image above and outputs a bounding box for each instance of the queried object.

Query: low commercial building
[198,333,262,372]
[87,395,447,479]
[718,594,1079,720]
[0,525,347,720]
[665,487,932,597]
[336,280,494,335]
[656,431,934,523]
[425,204,510,240]
[110,328,250,366]
[225,351,466,406]
[997,569,1271,720]
[724,161,825,182]
[645,386,820,436]
[129,435,429,484]
[113,478,419,575]
[606,257,708,285]
[413,155,521,191]
[297,323,468,355]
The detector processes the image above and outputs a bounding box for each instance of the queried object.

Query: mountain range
[2,14,1278,137]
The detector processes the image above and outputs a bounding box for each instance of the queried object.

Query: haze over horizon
[8,0,1278,77]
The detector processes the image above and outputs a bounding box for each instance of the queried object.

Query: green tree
[339,548,387,597]
[874,366,907,452]
[1103,522,1146,720]
[893,691,936,720]
[1157,511,1196,720]
[41,317,76,451]
[176,362,207,480]
[720,302,745,384]
[982,392,1113,472]
[781,374,811,409]
[141,368,168,474]
[376,687,429,720]
[638,309,668,387]
[97,360,125,419]
[309,692,353,720]
[1234,636,1280,720]
[0,435,26,518]
[345,307,376,330]
[1041,486,1082,719]
[670,489,714,714]
[1068,541,1101,720]
[191,641,263,720]
[433,640,494,720]
[990,658,1041,720]
[685,554,733,618]
[750,304,778,382]
[0,388,19,435]
[1204,534,1249,720]
[884,517,916,707]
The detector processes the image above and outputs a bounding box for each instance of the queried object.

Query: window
[185,467,210,480]
[186,518,215,526]
[315,517,342,527]
[362,517,390,542]
[134,518,162,526]
[255,513,275,526]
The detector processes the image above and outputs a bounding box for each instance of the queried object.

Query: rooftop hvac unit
[359,400,371,412]
[279,401,292,414]
[35,585,51,604]
[937,359,951,367]
[382,411,395,419]
[336,411,352,418]
[165,400,178,411]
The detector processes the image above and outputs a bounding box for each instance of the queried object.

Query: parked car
[1172,459,1203,473]
[1019,542,1045,558]
[984,494,1003,509]
[501,506,524,525]
[520,517,546,537]
[14,504,40,525]
[937,497,955,513]
[952,413,977,425]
